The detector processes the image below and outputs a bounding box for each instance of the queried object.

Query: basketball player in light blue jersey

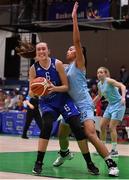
[94,67,126,157]
[53,1,119,177]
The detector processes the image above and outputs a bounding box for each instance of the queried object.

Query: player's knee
[109,126,116,133]
[40,124,52,139]
[100,124,107,131]
[74,131,85,141]
[87,132,96,140]
[67,116,85,140]
[39,113,54,139]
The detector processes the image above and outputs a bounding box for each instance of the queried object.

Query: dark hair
[120,65,126,70]
[15,39,36,59]
[82,46,87,68]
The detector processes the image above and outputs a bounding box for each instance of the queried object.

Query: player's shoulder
[51,57,63,65]
[55,59,63,64]
[55,59,63,70]
[29,64,35,72]
[106,77,114,84]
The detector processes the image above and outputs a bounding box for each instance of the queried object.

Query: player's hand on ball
[48,83,57,94]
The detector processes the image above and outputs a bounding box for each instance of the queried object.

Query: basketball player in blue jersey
[94,67,126,157]
[53,1,119,177]
[29,42,100,175]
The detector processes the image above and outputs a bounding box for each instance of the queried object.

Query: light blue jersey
[98,79,125,121]
[98,79,121,104]
[65,62,95,122]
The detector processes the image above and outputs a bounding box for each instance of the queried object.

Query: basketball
[30,77,51,96]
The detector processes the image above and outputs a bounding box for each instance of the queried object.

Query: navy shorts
[39,95,80,121]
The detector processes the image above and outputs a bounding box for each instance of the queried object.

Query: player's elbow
[122,84,126,91]
[64,85,69,92]
[73,39,80,45]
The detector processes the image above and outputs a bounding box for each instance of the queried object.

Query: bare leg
[100,118,109,143]
[109,120,120,152]
[83,119,119,176]
[54,120,99,175]
[109,120,120,143]
[38,138,49,152]
[33,113,54,175]
[84,120,109,157]
[58,123,71,150]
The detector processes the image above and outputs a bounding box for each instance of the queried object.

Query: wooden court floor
[0,135,129,179]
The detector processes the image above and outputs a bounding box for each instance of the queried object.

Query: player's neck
[39,57,51,69]
[100,78,105,84]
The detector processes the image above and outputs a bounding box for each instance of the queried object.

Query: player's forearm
[93,95,101,105]
[73,15,80,45]
[52,85,68,92]
[121,84,126,99]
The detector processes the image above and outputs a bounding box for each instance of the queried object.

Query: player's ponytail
[82,46,87,68]
[15,38,36,59]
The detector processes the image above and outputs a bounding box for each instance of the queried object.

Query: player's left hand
[72,1,78,19]
[48,83,57,94]
[121,97,126,105]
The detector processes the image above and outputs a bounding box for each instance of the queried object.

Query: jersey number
[64,104,71,112]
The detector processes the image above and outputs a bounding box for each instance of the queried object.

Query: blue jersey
[34,58,63,108]
[34,58,80,120]
[34,58,61,86]
[65,62,94,110]
[98,79,121,104]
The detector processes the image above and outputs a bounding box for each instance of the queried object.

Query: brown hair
[15,39,36,59]
[98,67,110,77]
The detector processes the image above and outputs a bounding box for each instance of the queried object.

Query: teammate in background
[53,1,119,177]
[94,67,126,157]
[22,95,42,139]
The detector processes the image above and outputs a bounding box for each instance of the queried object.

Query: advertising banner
[1,111,59,137]
[48,0,110,21]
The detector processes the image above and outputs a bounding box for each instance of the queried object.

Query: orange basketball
[30,77,51,96]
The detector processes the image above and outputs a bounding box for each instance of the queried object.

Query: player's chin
[66,57,72,63]
[66,54,70,60]
[38,55,45,59]
[97,76,101,80]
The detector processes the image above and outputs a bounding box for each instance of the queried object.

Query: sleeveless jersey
[65,62,94,109]
[34,57,76,109]
[34,58,65,107]
[34,58,80,120]
[98,79,121,104]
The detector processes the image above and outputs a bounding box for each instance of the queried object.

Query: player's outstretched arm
[72,1,86,69]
